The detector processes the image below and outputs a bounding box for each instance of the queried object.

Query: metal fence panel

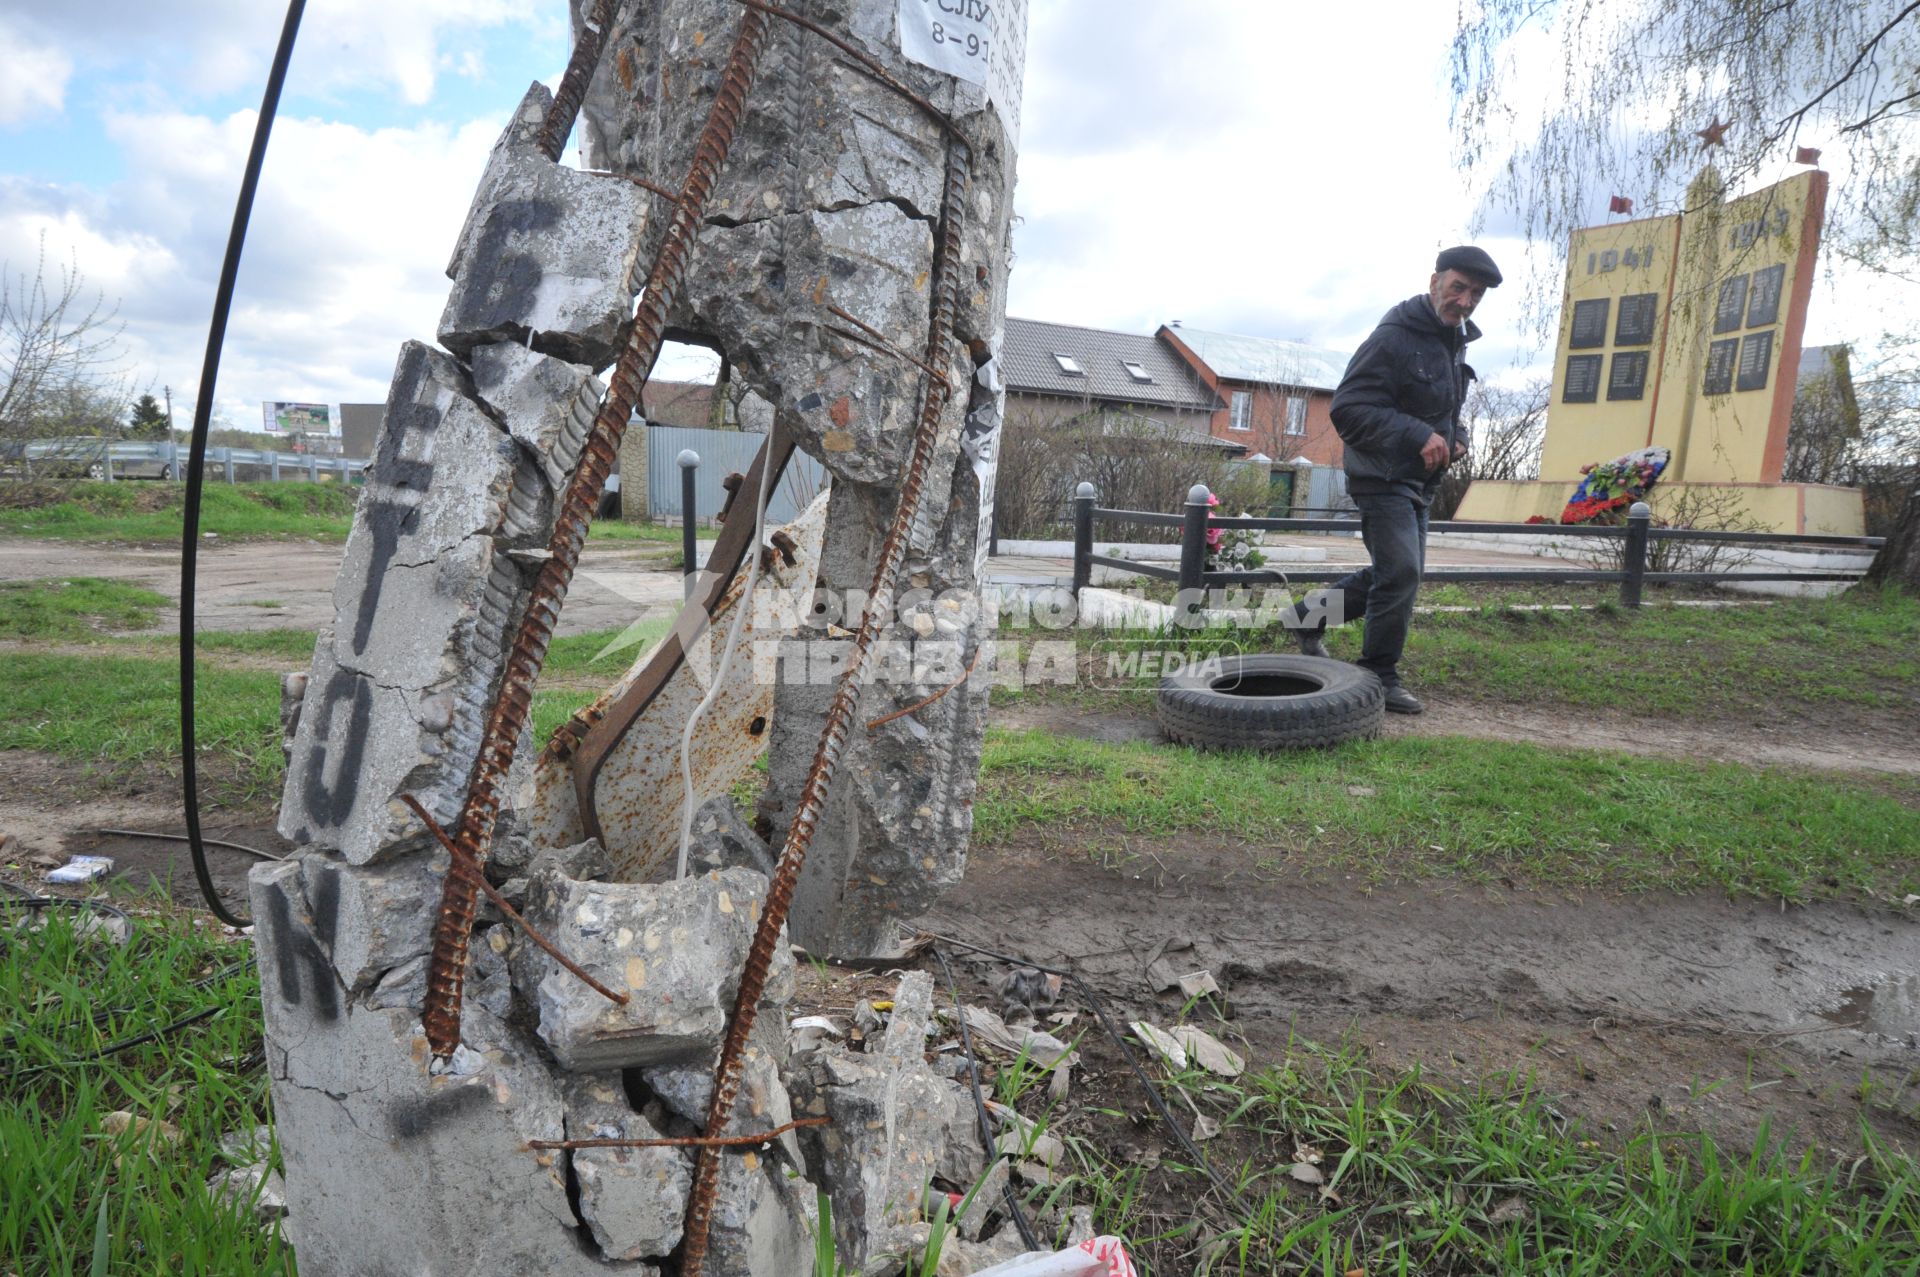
[1302,464,1350,513]
[646,424,826,524]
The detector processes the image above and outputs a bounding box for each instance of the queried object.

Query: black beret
[1434,245,1503,287]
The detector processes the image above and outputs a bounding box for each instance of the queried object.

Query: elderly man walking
[1295,246,1501,714]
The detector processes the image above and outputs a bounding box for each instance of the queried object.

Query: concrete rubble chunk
[687,796,777,878]
[643,1017,802,1171]
[561,1074,693,1261]
[250,861,643,1276]
[512,864,795,1071]
[442,82,648,370]
[791,973,958,1275]
[704,1142,817,1277]
[467,340,603,493]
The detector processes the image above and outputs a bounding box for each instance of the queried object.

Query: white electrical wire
[674,431,779,878]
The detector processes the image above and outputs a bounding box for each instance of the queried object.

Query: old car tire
[1156,653,1384,751]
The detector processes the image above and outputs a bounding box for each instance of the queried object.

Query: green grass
[976,729,1920,901]
[1041,1036,1920,1275]
[0,653,290,806]
[0,904,289,1274]
[0,482,360,543]
[0,478,714,547]
[998,588,1920,721]
[0,579,172,640]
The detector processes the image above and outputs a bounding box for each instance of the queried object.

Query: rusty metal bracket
[565,423,799,844]
[422,1,775,1063]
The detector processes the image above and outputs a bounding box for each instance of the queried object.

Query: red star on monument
[1696,116,1731,148]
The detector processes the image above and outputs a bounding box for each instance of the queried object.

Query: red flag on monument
[1608,195,1634,215]
[1794,145,1822,165]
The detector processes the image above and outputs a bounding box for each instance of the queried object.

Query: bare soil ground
[995,696,1920,777]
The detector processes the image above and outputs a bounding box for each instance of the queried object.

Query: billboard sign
[263,401,332,434]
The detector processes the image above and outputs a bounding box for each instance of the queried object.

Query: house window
[1121,360,1154,384]
[1229,391,1252,431]
[1285,394,1307,436]
[1051,352,1085,376]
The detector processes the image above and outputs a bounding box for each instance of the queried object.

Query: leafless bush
[1575,485,1766,578]
[993,398,1266,540]
[1432,376,1548,520]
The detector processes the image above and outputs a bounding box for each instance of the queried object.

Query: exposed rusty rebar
[422,2,774,1062]
[400,795,628,1008]
[731,0,955,134]
[538,0,619,162]
[527,1116,828,1151]
[678,135,974,1277]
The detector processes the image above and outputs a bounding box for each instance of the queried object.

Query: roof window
[1121,360,1154,383]
[1051,352,1085,376]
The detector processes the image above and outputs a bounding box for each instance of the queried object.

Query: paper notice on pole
[897,0,1027,144]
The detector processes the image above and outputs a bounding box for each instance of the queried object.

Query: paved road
[0,537,696,637]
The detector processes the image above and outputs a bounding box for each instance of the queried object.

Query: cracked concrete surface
[256,1,1026,1271]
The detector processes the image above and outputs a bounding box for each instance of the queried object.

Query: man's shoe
[1381,684,1424,715]
[1295,627,1329,659]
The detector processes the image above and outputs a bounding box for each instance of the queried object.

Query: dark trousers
[1325,491,1429,685]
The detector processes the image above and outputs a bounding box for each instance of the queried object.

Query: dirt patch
[930,830,1920,1166]
[992,693,1920,777]
[0,751,286,918]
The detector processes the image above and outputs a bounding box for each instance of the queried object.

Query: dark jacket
[1330,295,1478,504]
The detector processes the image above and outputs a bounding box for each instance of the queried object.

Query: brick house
[1157,324,1351,511]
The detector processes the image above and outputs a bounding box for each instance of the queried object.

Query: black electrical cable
[179,0,307,928]
[931,945,1043,1253]
[925,931,1250,1217]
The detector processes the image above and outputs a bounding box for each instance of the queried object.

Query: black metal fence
[1070,482,1884,608]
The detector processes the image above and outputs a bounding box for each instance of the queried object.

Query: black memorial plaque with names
[1713,273,1749,334]
[1736,330,1774,392]
[1614,293,1658,346]
[1562,353,1603,403]
[1569,298,1611,349]
[1745,263,1786,328]
[1607,351,1650,401]
[1703,338,1738,395]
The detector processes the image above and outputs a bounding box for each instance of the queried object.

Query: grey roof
[1164,326,1351,391]
[1002,317,1221,411]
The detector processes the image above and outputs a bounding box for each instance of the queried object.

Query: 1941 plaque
[1745,263,1786,328]
[1607,351,1649,401]
[1736,330,1774,392]
[1713,273,1749,334]
[1703,338,1738,395]
[1614,293,1658,346]
[1569,298,1610,350]
[1563,353,1603,403]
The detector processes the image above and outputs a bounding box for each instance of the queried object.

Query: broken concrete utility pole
[256,0,1026,1273]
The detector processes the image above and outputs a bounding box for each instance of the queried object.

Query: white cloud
[0,16,74,126]
[1,106,507,425]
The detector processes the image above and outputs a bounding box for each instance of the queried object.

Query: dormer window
[1051,352,1085,376]
[1121,360,1154,383]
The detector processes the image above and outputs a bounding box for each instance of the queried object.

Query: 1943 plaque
[1736,330,1774,392]
[1745,263,1786,328]
[1713,273,1749,334]
[1703,338,1738,395]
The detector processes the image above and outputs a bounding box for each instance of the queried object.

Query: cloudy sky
[0,0,1890,432]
